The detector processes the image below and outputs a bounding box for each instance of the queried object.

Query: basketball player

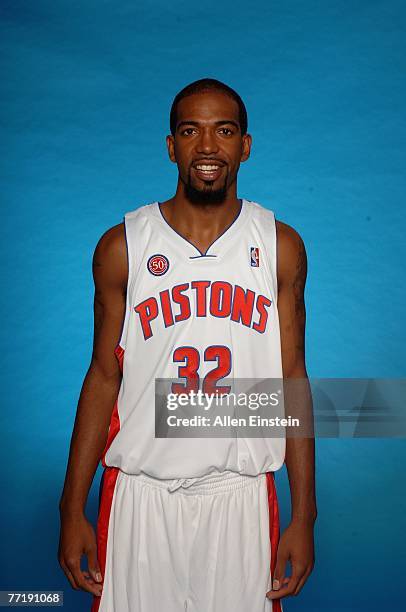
[58,78,317,612]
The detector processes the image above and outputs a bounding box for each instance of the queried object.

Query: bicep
[276,222,308,378]
[91,223,128,378]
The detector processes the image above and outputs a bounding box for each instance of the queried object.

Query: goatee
[184,169,228,205]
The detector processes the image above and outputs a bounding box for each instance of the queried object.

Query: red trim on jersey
[100,344,124,468]
[91,466,120,612]
[266,471,283,612]
[91,345,124,611]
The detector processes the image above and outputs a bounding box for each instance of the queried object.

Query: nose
[195,127,219,154]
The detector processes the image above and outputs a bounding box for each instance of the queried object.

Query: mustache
[191,159,226,166]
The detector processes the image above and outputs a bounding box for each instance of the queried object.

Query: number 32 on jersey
[172,345,231,395]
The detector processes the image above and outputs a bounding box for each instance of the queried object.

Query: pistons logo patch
[250,247,260,267]
[147,254,170,276]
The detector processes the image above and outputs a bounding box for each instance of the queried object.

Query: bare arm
[277,220,316,523]
[267,220,316,601]
[58,222,127,596]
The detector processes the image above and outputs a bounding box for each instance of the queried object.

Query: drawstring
[167,477,200,493]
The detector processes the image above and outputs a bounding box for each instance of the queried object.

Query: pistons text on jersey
[134,280,273,340]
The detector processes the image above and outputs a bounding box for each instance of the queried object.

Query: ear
[166,134,177,163]
[240,133,252,163]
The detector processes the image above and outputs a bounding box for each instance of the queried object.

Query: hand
[266,518,315,600]
[58,510,103,597]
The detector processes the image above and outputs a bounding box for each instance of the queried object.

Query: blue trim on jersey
[157,199,243,257]
[189,255,218,259]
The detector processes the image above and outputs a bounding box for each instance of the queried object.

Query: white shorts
[91,467,283,612]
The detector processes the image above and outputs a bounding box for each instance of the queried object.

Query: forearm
[59,362,122,516]
[284,376,317,524]
[285,437,316,523]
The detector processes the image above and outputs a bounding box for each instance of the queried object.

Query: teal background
[1,1,405,610]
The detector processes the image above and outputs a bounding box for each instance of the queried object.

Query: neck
[158,188,243,255]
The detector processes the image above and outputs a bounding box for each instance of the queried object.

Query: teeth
[196,165,219,171]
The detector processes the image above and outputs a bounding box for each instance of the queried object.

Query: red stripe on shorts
[91,344,124,611]
[266,471,282,612]
[90,466,120,612]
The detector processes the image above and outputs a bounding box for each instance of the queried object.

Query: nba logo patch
[147,253,170,276]
[250,247,260,267]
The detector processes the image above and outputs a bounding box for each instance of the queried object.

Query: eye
[218,127,234,136]
[181,127,197,136]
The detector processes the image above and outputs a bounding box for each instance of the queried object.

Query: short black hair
[169,78,248,136]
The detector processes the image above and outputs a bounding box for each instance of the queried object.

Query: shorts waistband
[120,469,265,496]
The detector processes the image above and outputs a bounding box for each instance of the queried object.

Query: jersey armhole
[273,214,279,305]
[261,206,278,304]
[117,214,133,350]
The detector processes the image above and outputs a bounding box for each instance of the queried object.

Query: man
[58,78,317,612]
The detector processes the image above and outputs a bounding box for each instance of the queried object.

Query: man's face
[167,91,251,204]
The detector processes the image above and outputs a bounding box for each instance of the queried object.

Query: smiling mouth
[193,164,224,181]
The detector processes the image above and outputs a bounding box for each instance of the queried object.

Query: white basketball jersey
[102,199,286,478]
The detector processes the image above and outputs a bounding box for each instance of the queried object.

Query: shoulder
[275,219,307,286]
[275,219,305,251]
[92,222,127,286]
[94,222,126,260]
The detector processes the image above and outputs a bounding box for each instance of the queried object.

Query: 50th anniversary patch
[147,254,170,276]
